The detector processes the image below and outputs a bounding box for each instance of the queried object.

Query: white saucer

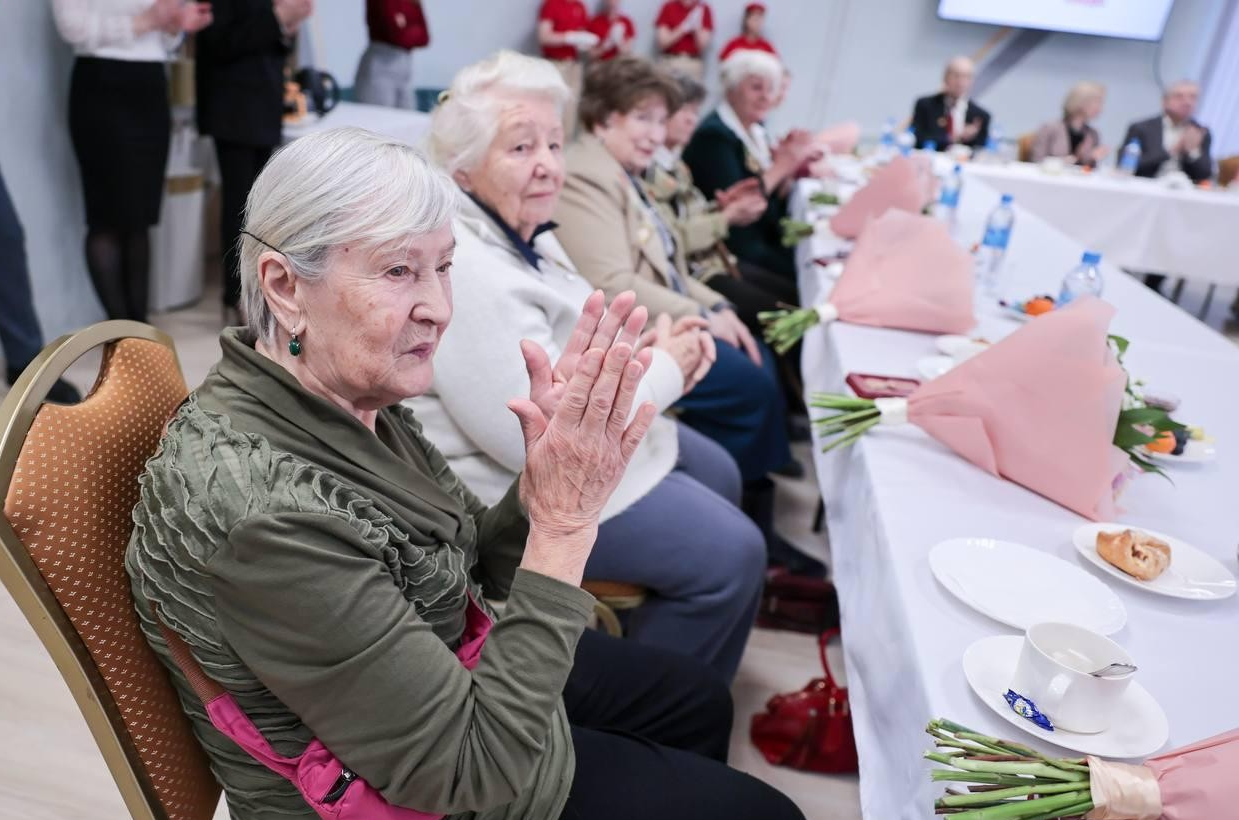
[917,355,955,380]
[1073,524,1236,600]
[1143,439,1217,464]
[930,538,1127,634]
[963,636,1168,758]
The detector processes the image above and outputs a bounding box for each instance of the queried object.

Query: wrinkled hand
[715,177,762,208]
[638,313,713,393]
[274,0,313,32]
[175,2,212,33]
[707,308,761,366]
[1177,125,1204,156]
[958,119,982,142]
[522,290,649,423]
[510,300,659,581]
[722,191,767,227]
[773,130,824,176]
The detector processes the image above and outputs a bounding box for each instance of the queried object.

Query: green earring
[288,334,302,357]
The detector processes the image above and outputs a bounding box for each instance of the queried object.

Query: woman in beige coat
[1031,81,1109,167]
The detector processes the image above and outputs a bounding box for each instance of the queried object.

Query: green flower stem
[1021,799,1093,820]
[814,407,881,429]
[809,395,876,411]
[930,773,1061,788]
[938,781,1086,808]
[945,791,1090,820]
[821,416,881,453]
[923,753,1087,783]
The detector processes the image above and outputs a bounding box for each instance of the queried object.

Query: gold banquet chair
[581,580,648,637]
[0,321,220,820]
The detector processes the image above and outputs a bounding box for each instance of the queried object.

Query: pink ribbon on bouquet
[1086,728,1239,820]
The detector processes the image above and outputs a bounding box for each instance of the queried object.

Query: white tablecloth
[282,101,431,147]
[792,177,1239,820]
[963,162,1239,287]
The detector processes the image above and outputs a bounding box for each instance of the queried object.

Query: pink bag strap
[152,595,494,774]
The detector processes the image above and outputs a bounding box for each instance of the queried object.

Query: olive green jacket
[126,328,594,820]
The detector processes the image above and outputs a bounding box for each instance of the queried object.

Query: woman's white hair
[239,127,459,342]
[720,49,783,93]
[428,49,571,176]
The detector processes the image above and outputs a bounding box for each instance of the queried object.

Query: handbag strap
[818,628,843,690]
[152,603,226,706]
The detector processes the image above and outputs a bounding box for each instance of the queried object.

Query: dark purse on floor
[749,628,858,774]
[756,570,840,634]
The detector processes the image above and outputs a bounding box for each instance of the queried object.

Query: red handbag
[749,628,858,774]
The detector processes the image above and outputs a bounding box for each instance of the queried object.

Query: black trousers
[215,140,275,308]
[704,261,800,333]
[559,629,804,820]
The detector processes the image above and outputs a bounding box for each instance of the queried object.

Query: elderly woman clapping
[411,50,765,684]
[682,49,821,280]
[126,127,803,820]
[554,56,811,571]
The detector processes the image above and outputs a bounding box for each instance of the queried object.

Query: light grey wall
[0,0,103,343]
[308,0,1226,145]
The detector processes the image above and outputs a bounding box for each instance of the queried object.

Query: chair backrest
[1017,132,1035,163]
[0,321,219,820]
[1219,154,1239,188]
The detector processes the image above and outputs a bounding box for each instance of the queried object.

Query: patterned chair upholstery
[0,321,219,820]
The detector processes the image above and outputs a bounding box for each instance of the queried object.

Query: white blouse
[52,0,180,62]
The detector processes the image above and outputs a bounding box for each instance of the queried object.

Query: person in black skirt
[195,0,313,325]
[53,0,212,322]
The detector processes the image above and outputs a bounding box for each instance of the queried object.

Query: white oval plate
[963,636,1168,759]
[930,538,1127,634]
[936,335,990,360]
[917,355,955,381]
[1142,439,1217,464]
[1073,524,1236,600]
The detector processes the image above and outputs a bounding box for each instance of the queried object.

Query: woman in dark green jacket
[682,49,820,280]
[126,126,803,820]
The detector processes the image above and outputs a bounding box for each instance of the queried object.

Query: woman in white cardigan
[408,50,764,682]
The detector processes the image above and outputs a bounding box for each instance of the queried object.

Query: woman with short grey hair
[414,49,769,687]
[127,125,802,820]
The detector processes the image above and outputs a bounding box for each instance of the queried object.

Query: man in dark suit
[197,0,313,323]
[1121,81,1213,294]
[1121,81,1212,183]
[910,56,991,151]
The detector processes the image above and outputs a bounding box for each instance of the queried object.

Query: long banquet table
[963,161,1239,288]
[791,172,1239,819]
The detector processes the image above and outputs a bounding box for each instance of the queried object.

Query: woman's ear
[255,251,303,337]
[452,168,472,192]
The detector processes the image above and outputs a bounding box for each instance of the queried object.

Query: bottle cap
[953,164,962,173]
[1082,251,1102,265]
[1000,193,1013,204]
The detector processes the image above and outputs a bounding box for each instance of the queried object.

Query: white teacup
[1010,622,1134,734]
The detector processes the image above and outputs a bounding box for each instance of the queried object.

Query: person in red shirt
[586,0,636,62]
[719,3,776,62]
[538,0,595,135]
[354,0,429,109]
[655,0,713,80]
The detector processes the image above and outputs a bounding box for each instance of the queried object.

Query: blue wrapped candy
[1005,689,1054,731]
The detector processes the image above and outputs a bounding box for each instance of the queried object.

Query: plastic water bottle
[977,194,1015,295]
[923,139,938,153]
[1058,251,1104,305]
[878,118,895,161]
[1118,140,1141,175]
[896,127,916,157]
[935,163,963,226]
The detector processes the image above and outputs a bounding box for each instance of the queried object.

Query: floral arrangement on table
[780,217,817,248]
[762,208,976,354]
[925,719,1239,819]
[807,298,1180,520]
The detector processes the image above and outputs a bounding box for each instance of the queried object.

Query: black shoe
[770,458,806,480]
[7,366,81,404]
[767,536,827,578]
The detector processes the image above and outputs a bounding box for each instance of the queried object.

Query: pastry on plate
[1096,529,1171,581]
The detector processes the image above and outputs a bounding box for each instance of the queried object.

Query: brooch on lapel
[745,151,762,174]
[937,116,947,127]
[636,222,653,245]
